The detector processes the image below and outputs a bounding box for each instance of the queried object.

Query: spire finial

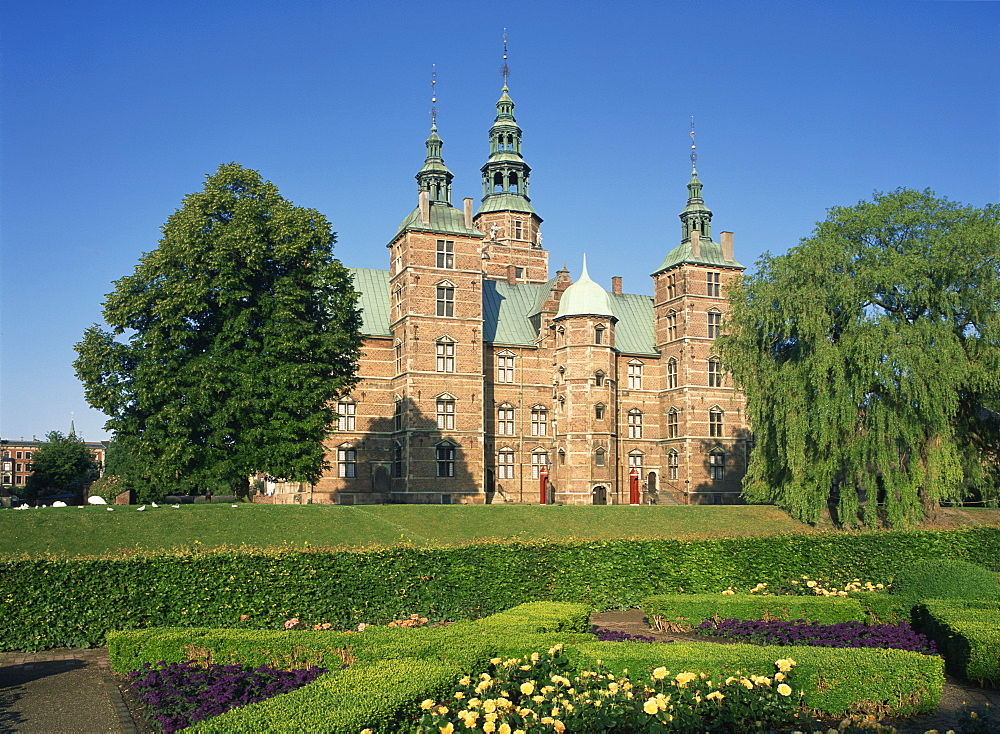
[430,64,438,127]
[501,28,510,87]
[690,116,697,173]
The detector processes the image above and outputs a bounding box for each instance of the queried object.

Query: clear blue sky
[2,0,998,442]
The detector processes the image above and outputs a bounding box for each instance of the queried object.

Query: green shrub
[890,558,1000,601]
[913,599,1000,684]
[642,593,868,630]
[565,640,943,717]
[4,527,999,651]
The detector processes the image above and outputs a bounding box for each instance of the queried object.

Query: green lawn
[4,503,998,559]
[0,503,817,557]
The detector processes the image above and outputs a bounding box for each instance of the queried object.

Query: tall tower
[384,95,488,503]
[473,38,548,285]
[651,127,747,504]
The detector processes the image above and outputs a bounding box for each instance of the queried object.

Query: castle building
[266,80,749,506]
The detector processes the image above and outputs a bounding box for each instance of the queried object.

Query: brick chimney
[419,190,430,225]
[720,231,734,262]
[691,230,701,259]
[611,276,622,295]
[463,198,474,230]
[506,264,517,284]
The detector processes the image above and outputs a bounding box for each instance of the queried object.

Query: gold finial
[501,28,510,86]
[430,64,438,126]
[690,116,698,173]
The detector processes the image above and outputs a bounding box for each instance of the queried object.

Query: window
[707,271,721,297]
[558,448,566,465]
[337,401,356,431]
[709,450,725,480]
[513,219,523,239]
[709,407,724,437]
[16,463,23,472]
[667,310,678,342]
[436,285,454,317]
[515,267,524,279]
[707,309,722,338]
[628,362,643,390]
[15,475,23,485]
[667,358,678,389]
[392,284,402,310]
[595,403,606,420]
[437,398,455,430]
[628,451,644,473]
[595,326,605,344]
[667,408,679,438]
[394,398,404,431]
[497,354,515,383]
[531,407,548,436]
[436,443,456,477]
[436,239,454,268]
[25,452,31,460]
[337,447,357,478]
[628,409,643,439]
[531,452,549,479]
[497,405,515,435]
[15,452,22,460]
[708,357,722,387]
[436,339,455,373]
[393,441,403,478]
[498,449,515,479]
[441,494,453,504]
[667,450,679,480]
[595,448,606,466]
[394,340,403,375]
[595,371,605,387]
[667,273,677,300]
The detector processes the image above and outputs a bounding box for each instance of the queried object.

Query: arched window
[394,339,403,375]
[436,281,455,317]
[531,451,549,479]
[708,357,722,387]
[497,448,515,479]
[337,399,356,431]
[595,447,606,466]
[666,449,679,480]
[436,395,456,430]
[707,308,722,338]
[594,370,605,387]
[709,407,724,437]
[666,309,678,342]
[337,443,357,478]
[627,361,643,390]
[497,404,515,435]
[667,407,679,439]
[436,441,457,477]
[628,409,643,439]
[558,448,566,465]
[667,358,678,390]
[531,406,548,436]
[709,449,725,480]
[436,338,455,373]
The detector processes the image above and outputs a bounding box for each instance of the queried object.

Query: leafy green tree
[721,189,1000,527]
[74,163,362,496]
[24,431,100,501]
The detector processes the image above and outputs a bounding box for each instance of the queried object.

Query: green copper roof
[556,255,614,318]
[652,238,744,274]
[348,266,657,355]
[392,201,485,241]
[477,192,537,215]
[347,267,392,336]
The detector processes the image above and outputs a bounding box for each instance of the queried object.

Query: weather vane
[430,64,438,126]
[690,116,698,173]
[501,28,510,86]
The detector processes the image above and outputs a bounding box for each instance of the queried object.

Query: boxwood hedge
[2,527,997,651]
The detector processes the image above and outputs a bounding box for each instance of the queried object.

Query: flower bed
[696,618,938,654]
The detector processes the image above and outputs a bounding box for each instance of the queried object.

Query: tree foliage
[74,163,362,495]
[24,431,100,501]
[720,189,1000,527]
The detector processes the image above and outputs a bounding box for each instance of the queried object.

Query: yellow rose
[553,721,566,733]
[706,691,724,701]
[482,723,495,734]
[520,682,534,695]
[652,667,668,680]
[491,658,502,665]
[777,683,792,696]
[440,725,454,734]
[643,699,659,715]
[674,672,697,686]
[421,699,435,710]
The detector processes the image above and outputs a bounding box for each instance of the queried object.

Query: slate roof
[348,267,658,355]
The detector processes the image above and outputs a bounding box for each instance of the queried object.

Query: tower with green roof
[473,82,549,285]
[650,153,747,504]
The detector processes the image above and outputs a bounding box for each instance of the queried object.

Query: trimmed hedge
[913,599,1000,684]
[565,640,943,717]
[4,527,999,651]
[891,559,1000,602]
[642,594,870,630]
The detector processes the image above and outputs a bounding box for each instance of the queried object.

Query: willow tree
[721,189,1000,527]
[74,163,362,495]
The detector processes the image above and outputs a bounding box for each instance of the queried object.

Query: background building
[266,82,749,506]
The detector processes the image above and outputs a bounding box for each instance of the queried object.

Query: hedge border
[913,599,1000,684]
